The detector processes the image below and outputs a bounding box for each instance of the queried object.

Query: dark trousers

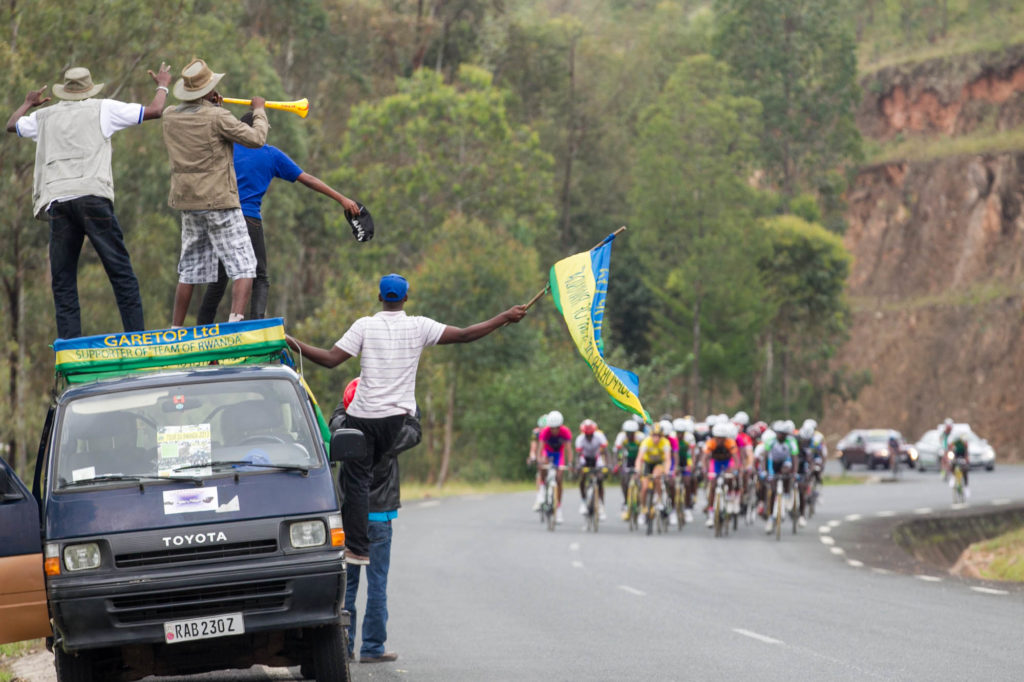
[48,196,144,339]
[344,520,393,658]
[341,414,403,557]
[196,216,268,324]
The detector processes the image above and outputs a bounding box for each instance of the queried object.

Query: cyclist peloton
[615,419,643,519]
[703,421,739,527]
[636,422,672,525]
[576,419,608,520]
[537,410,574,524]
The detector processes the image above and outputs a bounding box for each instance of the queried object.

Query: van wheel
[309,623,351,681]
[54,647,93,682]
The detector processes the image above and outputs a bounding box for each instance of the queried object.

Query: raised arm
[142,63,172,120]
[218,99,268,148]
[6,86,50,133]
[285,334,351,369]
[296,172,360,215]
[437,305,528,345]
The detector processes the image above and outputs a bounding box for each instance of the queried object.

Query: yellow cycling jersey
[638,436,670,464]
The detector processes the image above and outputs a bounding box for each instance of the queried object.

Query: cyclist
[939,417,954,480]
[537,410,574,524]
[949,434,970,499]
[660,419,681,526]
[673,417,697,523]
[615,419,643,519]
[528,413,547,511]
[575,419,608,520]
[703,421,739,527]
[764,420,799,533]
[636,422,672,526]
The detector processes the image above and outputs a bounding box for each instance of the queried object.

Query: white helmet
[706,414,720,426]
[622,420,639,433]
[771,420,788,435]
[711,422,731,438]
[761,428,776,444]
[732,411,750,426]
[672,417,688,433]
[547,410,564,428]
[783,420,796,435]
[660,419,674,436]
[798,423,815,440]
[683,431,696,446]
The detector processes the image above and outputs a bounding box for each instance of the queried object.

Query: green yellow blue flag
[549,232,649,422]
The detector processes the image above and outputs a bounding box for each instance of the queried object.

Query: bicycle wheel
[676,479,687,531]
[588,479,599,533]
[644,487,655,536]
[791,484,800,535]
[546,481,557,532]
[775,482,784,541]
[713,484,723,538]
[627,480,639,531]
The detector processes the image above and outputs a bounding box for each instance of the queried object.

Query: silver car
[913,425,996,472]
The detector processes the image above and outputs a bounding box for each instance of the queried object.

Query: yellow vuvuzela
[221,97,309,119]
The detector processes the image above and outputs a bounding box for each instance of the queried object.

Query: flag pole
[521,226,627,311]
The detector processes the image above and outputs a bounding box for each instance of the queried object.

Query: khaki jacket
[161,101,268,210]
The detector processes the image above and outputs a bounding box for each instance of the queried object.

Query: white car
[913,424,996,472]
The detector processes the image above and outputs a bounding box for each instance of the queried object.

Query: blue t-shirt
[233,144,303,220]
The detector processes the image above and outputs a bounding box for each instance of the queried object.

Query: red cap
[343,377,360,410]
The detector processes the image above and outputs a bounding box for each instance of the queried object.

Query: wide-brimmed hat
[172,58,225,101]
[53,67,104,101]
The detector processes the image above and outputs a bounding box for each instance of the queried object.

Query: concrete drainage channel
[818,501,1024,596]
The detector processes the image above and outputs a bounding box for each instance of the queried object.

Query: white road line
[871,568,892,575]
[876,510,895,517]
[569,542,580,552]
[844,514,862,521]
[733,628,783,645]
[951,503,968,510]
[847,559,864,568]
[417,500,441,508]
[915,575,942,582]
[991,499,1011,506]
[830,547,845,555]
[618,585,646,597]
[818,526,831,534]
[820,536,836,546]
[571,560,584,569]
[971,586,1009,595]
[914,507,932,514]
[828,519,842,528]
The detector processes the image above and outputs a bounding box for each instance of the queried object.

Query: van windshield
[54,378,322,489]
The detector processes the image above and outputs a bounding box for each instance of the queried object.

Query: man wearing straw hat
[5,63,172,339]
[161,58,268,326]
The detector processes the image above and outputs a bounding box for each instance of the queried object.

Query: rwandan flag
[549,232,650,422]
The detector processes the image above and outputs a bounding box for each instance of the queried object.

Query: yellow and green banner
[549,232,650,422]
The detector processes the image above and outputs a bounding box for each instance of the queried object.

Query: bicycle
[674,471,688,531]
[655,474,671,534]
[539,465,558,531]
[806,461,823,519]
[741,468,759,526]
[952,457,967,505]
[711,472,730,538]
[580,466,607,533]
[790,473,802,534]
[624,467,640,532]
[640,473,662,536]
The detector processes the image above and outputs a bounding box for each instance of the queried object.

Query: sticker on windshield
[71,466,96,482]
[217,495,240,513]
[163,487,219,514]
[158,424,212,476]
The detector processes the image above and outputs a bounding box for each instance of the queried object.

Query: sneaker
[599,506,607,521]
[669,511,678,526]
[765,518,774,534]
[638,514,646,526]
[798,515,807,528]
[655,501,665,512]
[556,508,564,524]
[360,651,398,664]
[579,501,588,515]
[621,510,630,521]
[346,552,370,566]
[532,489,545,511]
[705,516,714,528]
[948,477,955,489]
[532,499,542,512]
[684,509,694,523]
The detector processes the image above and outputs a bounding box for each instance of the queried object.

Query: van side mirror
[329,428,367,463]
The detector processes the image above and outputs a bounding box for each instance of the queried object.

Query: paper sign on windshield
[158,424,212,477]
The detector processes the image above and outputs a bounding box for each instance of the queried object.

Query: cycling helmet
[783,420,796,435]
[802,418,818,431]
[547,410,564,428]
[652,422,665,436]
[705,414,719,426]
[659,419,674,436]
[711,422,731,438]
[343,377,360,410]
[537,414,547,428]
[761,428,776,444]
[683,432,696,446]
[798,423,814,440]
[748,421,768,438]
[771,420,789,435]
[580,419,597,435]
[942,417,954,431]
[732,411,750,426]
[672,417,688,433]
[622,420,639,433]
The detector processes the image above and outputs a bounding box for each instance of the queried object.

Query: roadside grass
[402,479,534,501]
[824,473,871,486]
[0,640,44,681]
[864,129,1024,166]
[965,526,1024,582]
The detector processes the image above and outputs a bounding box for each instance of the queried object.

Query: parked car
[913,424,996,472]
[836,429,917,470]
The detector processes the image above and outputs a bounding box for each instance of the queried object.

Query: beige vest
[32,100,115,220]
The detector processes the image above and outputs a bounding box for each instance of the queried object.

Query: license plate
[164,613,244,644]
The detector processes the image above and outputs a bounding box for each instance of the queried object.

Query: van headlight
[289,520,327,548]
[907,447,918,461]
[63,543,101,572]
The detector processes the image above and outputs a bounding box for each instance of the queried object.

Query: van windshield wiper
[61,473,204,489]
[174,460,310,475]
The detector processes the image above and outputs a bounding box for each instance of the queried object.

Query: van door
[0,455,50,644]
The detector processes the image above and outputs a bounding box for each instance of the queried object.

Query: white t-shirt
[576,431,608,464]
[16,99,145,140]
[336,310,447,419]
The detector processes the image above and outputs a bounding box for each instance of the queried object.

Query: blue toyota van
[0,320,360,681]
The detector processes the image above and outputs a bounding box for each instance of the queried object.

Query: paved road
[13,463,1024,681]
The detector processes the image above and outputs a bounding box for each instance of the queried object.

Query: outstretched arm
[286,334,352,368]
[142,62,172,120]
[296,172,360,215]
[437,305,528,345]
[6,86,50,133]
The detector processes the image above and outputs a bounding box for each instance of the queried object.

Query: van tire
[54,647,93,682]
[309,623,351,681]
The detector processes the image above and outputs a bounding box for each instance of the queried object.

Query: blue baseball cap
[379,273,409,301]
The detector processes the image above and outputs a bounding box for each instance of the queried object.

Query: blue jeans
[48,196,144,339]
[344,520,392,658]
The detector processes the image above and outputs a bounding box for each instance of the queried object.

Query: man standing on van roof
[160,58,268,327]
[5,63,172,339]
[286,273,528,565]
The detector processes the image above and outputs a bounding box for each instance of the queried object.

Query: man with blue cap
[286,273,527,565]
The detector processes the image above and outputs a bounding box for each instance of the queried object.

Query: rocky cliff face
[827,47,1024,459]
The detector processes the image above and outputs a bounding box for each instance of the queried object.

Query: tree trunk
[690,286,702,417]
[780,340,790,416]
[437,367,456,489]
[764,332,773,413]
[558,35,578,249]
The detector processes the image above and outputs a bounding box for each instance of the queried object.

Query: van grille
[114,540,278,568]
[109,580,290,624]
